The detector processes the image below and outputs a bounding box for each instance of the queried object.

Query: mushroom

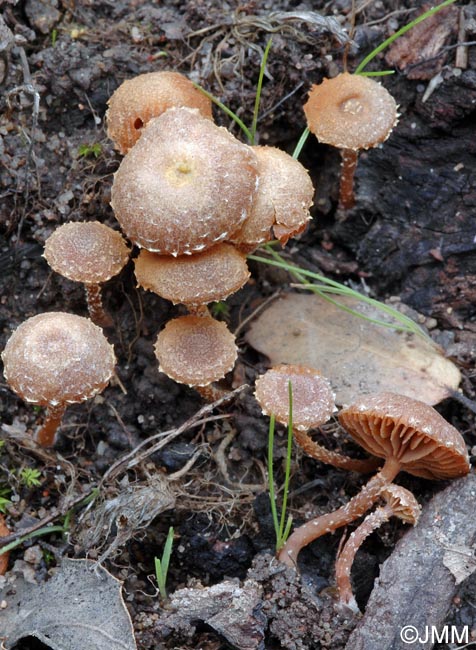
[303,73,398,210]
[43,221,130,327]
[134,243,250,314]
[111,107,259,255]
[154,314,237,401]
[106,70,213,154]
[335,483,421,613]
[254,365,379,473]
[278,392,469,567]
[2,312,116,447]
[231,146,314,252]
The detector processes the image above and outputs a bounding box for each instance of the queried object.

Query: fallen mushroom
[154,314,237,401]
[134,243,250,314]
[106,70,213,154]
[303,73,398,210]
[278,392,469,567]
[335,483,421,614]
[43,221,130,327]
[231,146,314,252]
[111,107,259,255]
[254,365,379,473]
[2,312,116,447]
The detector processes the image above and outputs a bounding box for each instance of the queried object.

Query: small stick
[455,8,468,69]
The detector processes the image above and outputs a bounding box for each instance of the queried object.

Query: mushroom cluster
[105,71,314,397]
[254,367,470,608]
[2,70,315,448]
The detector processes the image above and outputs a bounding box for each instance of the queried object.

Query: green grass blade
[292,126,310,160]
[155,526,174,600]
[268,414,280,544]
[161,526,174,580]
[0,525,66,556]
[248,248,432,343]
[355,0,457,74]
[193,84,253,143]
[250,38,273,145]
[358,70,395,77]
[278,382,293,546]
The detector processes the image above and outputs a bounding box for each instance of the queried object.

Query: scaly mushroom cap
[338,392,470,480]
[134,244,250,306]
[154,315,237,386]
[232,146,314,252]
[44,221,130,285]
[254,364,335,431]
[106,71,213,154]
[379,484,421,525]
[111,107,259,255]
[2,312,116,406]
[304,72,398,151]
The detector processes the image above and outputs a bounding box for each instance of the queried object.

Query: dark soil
[1,1,476,649]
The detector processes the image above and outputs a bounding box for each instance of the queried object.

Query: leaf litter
[0,558,136,650]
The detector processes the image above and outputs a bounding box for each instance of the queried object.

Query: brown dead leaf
[245,293,460,406]
[385,5,458,80]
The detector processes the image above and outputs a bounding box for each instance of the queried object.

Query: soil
[1,1,476,649]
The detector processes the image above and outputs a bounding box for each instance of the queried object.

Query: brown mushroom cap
[304,72,398,151]
[111,107,259,255]
[254,364,335,431]
[232,146,314,252]
[44,221,130,285]
[154,315,237,386]
[379,484,421,525]
[2,312,116,406]
[106,71,213,154]
[338,392,470,480]
[134,244,250,306]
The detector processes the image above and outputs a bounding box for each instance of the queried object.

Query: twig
[101,384,249,482]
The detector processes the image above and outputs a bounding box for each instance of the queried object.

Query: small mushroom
[2,312,116,447]
[335,484,421,613]
[254,365,379,473]
[43,221,130,327]
[106,70,213,154]
[278,392,469,567]
[231,146,314,252]
[134,243,250,313]
[304,73,398,210]
[111,107,259,255]
[154,314,237,401]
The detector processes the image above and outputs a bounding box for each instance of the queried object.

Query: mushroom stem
[195,384,231,402]
[338,148,358,210]
[85,284,113,327]
[293,428,381,474]
[35,403,67,447]
[335,505,392,613]
[277,456,401,567]
[186,304,212,318]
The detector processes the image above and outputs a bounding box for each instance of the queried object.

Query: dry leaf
[442,543,476,585]
[0,558,137,650]
[246,293,460,406]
